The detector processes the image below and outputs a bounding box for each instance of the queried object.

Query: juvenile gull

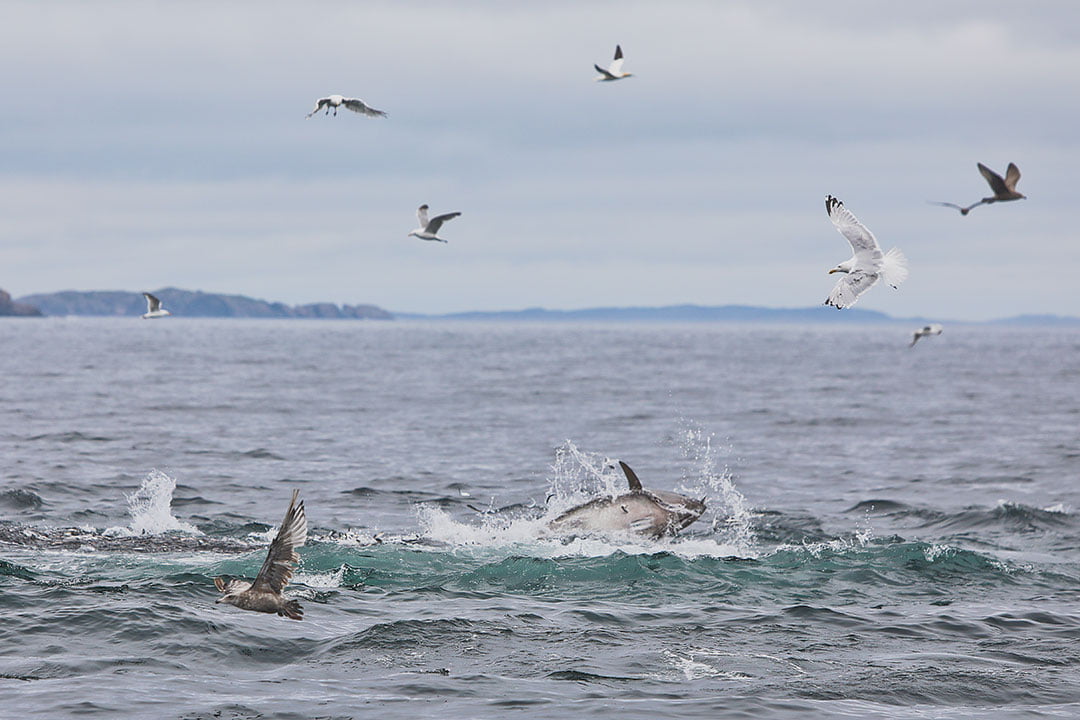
[215,489,307,620]
[823,195,908,309]
[594,45,632,81]
[141,292,171,319]
[932,162,1024,215]
[910,323,943,348]
[408,204,461,243]
[306,95,387,118]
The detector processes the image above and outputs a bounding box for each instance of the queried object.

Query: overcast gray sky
[1,1,1078,319]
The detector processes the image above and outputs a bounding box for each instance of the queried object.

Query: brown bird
[932,162,1025,215]
[215,489,308,620]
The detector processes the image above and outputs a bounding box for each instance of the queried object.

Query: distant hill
[17,287,393,320]
[398,304,920,324]
[0,288,42,317]
[988,314,1080,326]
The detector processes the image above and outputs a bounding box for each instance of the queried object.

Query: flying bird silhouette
[822,195,908,309]
[306,95,387,119]
[408,204,461,243]
[931,162,1024,215]
[141,292,171,319]
[594,45,633,81]
[215,489,308,620]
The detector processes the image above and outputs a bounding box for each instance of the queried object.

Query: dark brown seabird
[932,162,1025,215]
[215,489,308,620]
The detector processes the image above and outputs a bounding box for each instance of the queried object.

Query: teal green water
[1,320,1079,718]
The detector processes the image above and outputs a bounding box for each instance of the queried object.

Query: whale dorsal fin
[619,461,643,492]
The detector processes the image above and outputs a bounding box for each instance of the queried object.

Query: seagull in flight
[823,195,908,309]
[215,489,308,620]
[931,162,1025,215]
[306,95,387,118]
[910,323,943,348]
[141,292,171,319]
[408,204,461,243]
[594,45,632,81]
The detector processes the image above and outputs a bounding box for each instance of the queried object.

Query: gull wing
[426,212,461,234]
[250,489,307,595]
[1004,162,1021,191]
[143,292,161,313]
[825,195,882,264]
[825,271,879,309]
[214,577,251,594]
[416,204,430,228]
[594,64,616,80]
[978,163,1009,196]
[609,45,625,75]
[306,98,330,118]
[343,98,387,118]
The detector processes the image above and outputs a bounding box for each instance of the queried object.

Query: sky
[1,1,1078,320]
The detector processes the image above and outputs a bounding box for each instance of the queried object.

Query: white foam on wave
[295,564,346,588]
[406,435,763,560]
[416,505,753,560]
[104,469,201,537]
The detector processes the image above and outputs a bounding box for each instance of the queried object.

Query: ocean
[1,318,1078,719]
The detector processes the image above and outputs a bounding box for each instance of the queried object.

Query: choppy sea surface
[1,318,1078,719]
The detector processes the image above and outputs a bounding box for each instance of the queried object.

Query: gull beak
[828,269,838,274]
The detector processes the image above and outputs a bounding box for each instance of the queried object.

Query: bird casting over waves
[823,195,908,309]
[215,489,308,620]
[910,323,943,348]
[306,95,387,118]
[408,204,461,243]
[141,292,171,319]
[931,162,1025,215]
[594,45,632,81]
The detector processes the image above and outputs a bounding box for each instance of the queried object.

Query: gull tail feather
[279,599,303,620]
[881,247,908,289]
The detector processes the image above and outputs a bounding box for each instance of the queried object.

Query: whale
[545,461,706,539]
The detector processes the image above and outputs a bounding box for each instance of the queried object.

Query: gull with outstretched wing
[823,195,908,309]
[215,489,308,620]
[306,94,387,118]
[408,204,462,243]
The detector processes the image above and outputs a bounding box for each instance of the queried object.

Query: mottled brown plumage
[215,489,307,620]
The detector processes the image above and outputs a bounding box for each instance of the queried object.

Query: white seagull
[910,323,943,348]
[215,489,308,620]
[594,45,632,81]
[141,292,171,319]
[823,195,908,309]
[306,95,387,119]
[408,204,461,243]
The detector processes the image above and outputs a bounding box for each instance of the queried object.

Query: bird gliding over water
[306,95,387,118]
[408,204,462,243]
[215,489,308,620]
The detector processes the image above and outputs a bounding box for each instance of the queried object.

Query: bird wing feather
[343,98,387,117]
[426,212,461,233]
[826,195,882,264]
[978,163,1009,196]
[250,489,307,595]
[416,205,430,228]
[143,293,161,313]
[1004,162,1021,191]
[825,271,879,309]
[594,64,616,79]
[306,98,330,117]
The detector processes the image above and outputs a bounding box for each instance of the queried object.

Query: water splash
[104,470,200,537]
[675,422,756,553]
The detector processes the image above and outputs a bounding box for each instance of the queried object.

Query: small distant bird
[306,95,387,118]
[823,195,908,309]
[910,323,944,348]
[594,45,632,81]
[215,489,308,620]
[141,292,171,319]
[408,204,461,243]
[931,162,1025,215]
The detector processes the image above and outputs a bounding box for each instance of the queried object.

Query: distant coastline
[7,288,1080,326]
[15,287,393,320]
